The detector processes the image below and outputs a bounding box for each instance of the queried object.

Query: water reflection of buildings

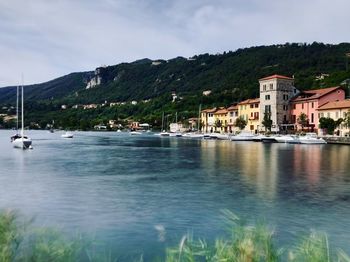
[292,144,350,182]
[292,145,322,184]
[200,141,350,201]
[199,141,278,200]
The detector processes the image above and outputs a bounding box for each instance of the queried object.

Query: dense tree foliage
[234,117,247,130]
[319,117,343,135]
[1,42,350,130]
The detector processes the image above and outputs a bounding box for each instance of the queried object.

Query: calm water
[1,130,350,260]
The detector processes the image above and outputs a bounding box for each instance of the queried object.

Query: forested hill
[1,42,350,106]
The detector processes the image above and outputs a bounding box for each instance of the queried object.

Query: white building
[259,74,299,132]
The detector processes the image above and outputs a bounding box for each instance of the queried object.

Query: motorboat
[160,130,170,136]
[274,135,299,143]
[298,133,327,144]
[252,134,266,142]
[170,132,182,137]
[62,132,74,138]
[130,131,142,135]
[215,133,230,140]
[261,136,278,143]
[183,133,204,139]
[231,132,255,141]
[203,133,216,139]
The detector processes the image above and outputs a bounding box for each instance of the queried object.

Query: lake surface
[1,130,350,260]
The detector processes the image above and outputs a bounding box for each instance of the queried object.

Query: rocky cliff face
[86,67,107,89]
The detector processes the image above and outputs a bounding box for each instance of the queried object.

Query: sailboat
[160,112,170,136]
[11,83,32,149]
[170,112,182,137]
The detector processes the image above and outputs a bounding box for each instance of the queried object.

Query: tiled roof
[227,105,238,111]
[238,98,260,105]
[291,86,341,102]
[259,74,294,81]
[214,108,228,114]
[201,107,217,113]
[318,100,350,110]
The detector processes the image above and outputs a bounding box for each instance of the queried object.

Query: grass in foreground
[1,210,350,262]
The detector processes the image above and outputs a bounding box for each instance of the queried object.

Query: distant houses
[201,74,350,136]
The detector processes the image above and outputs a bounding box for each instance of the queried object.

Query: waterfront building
[317,99,350,136]
[290,86,345,132]
[238,98,260,133]
[227,104,239,133]
[259,75,299,132]
[201,108,217,133]
[213,107,228,133]
[187,118,198,131]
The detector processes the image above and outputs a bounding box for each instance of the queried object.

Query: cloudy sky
[0,0,349,86]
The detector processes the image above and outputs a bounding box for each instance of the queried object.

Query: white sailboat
[160,112,170,136]
[170,112,182,137]
[11,83,32,149]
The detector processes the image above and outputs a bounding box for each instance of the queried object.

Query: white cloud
[0,0,349,86]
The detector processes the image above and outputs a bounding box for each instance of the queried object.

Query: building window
[311,102,314,108]
[327,112,330,118]
[283,105,288,111]
[336,112,339,118]
[311,113,314,123]
[263,84,266,91]
[250,125,254,130]
[265,105,271,113]
[292,115,296,123]
[283,94,289,101]
[302,103,304,109]
[265,95,270,100]
[283,115,287,122]
[269,83,273,90]
[294,89,297,93]
[293,104,296,109]
[250,104,254,108]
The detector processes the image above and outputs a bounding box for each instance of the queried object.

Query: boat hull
[12,138,32,149]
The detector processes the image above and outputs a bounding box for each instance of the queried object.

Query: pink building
[290,86,345,132]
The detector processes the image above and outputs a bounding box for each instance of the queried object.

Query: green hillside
[1,42,350,130]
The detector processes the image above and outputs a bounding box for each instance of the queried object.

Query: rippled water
[1,130,350,260]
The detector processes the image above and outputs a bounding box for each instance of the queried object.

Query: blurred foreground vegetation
[1,210,350,262]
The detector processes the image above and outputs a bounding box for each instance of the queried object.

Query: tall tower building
[259,75,299,131]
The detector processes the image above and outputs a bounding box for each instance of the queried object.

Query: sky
[0,0,349,86]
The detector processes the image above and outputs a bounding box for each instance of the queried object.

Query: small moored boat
[231,132,255,141]
[62,132,74,138]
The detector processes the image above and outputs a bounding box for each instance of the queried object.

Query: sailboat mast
[197,104,201,132]
[16,86,19,131]
[21,85,24,138]
[161,112,164,131]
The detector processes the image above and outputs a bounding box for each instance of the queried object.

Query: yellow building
[213,107,228,133]
[238,98,260,133]
[201,108,217,133]
[317,100,350,136]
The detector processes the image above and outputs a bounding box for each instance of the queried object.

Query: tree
[234,116,247,130]
[214,119,222,128]
[319,117,343,135]
[297,113,309,131]
[344,110,350,131]
[261,112,273,131]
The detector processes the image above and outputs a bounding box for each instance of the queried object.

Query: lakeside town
[200,74,350,137]
[1,74,350,144]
